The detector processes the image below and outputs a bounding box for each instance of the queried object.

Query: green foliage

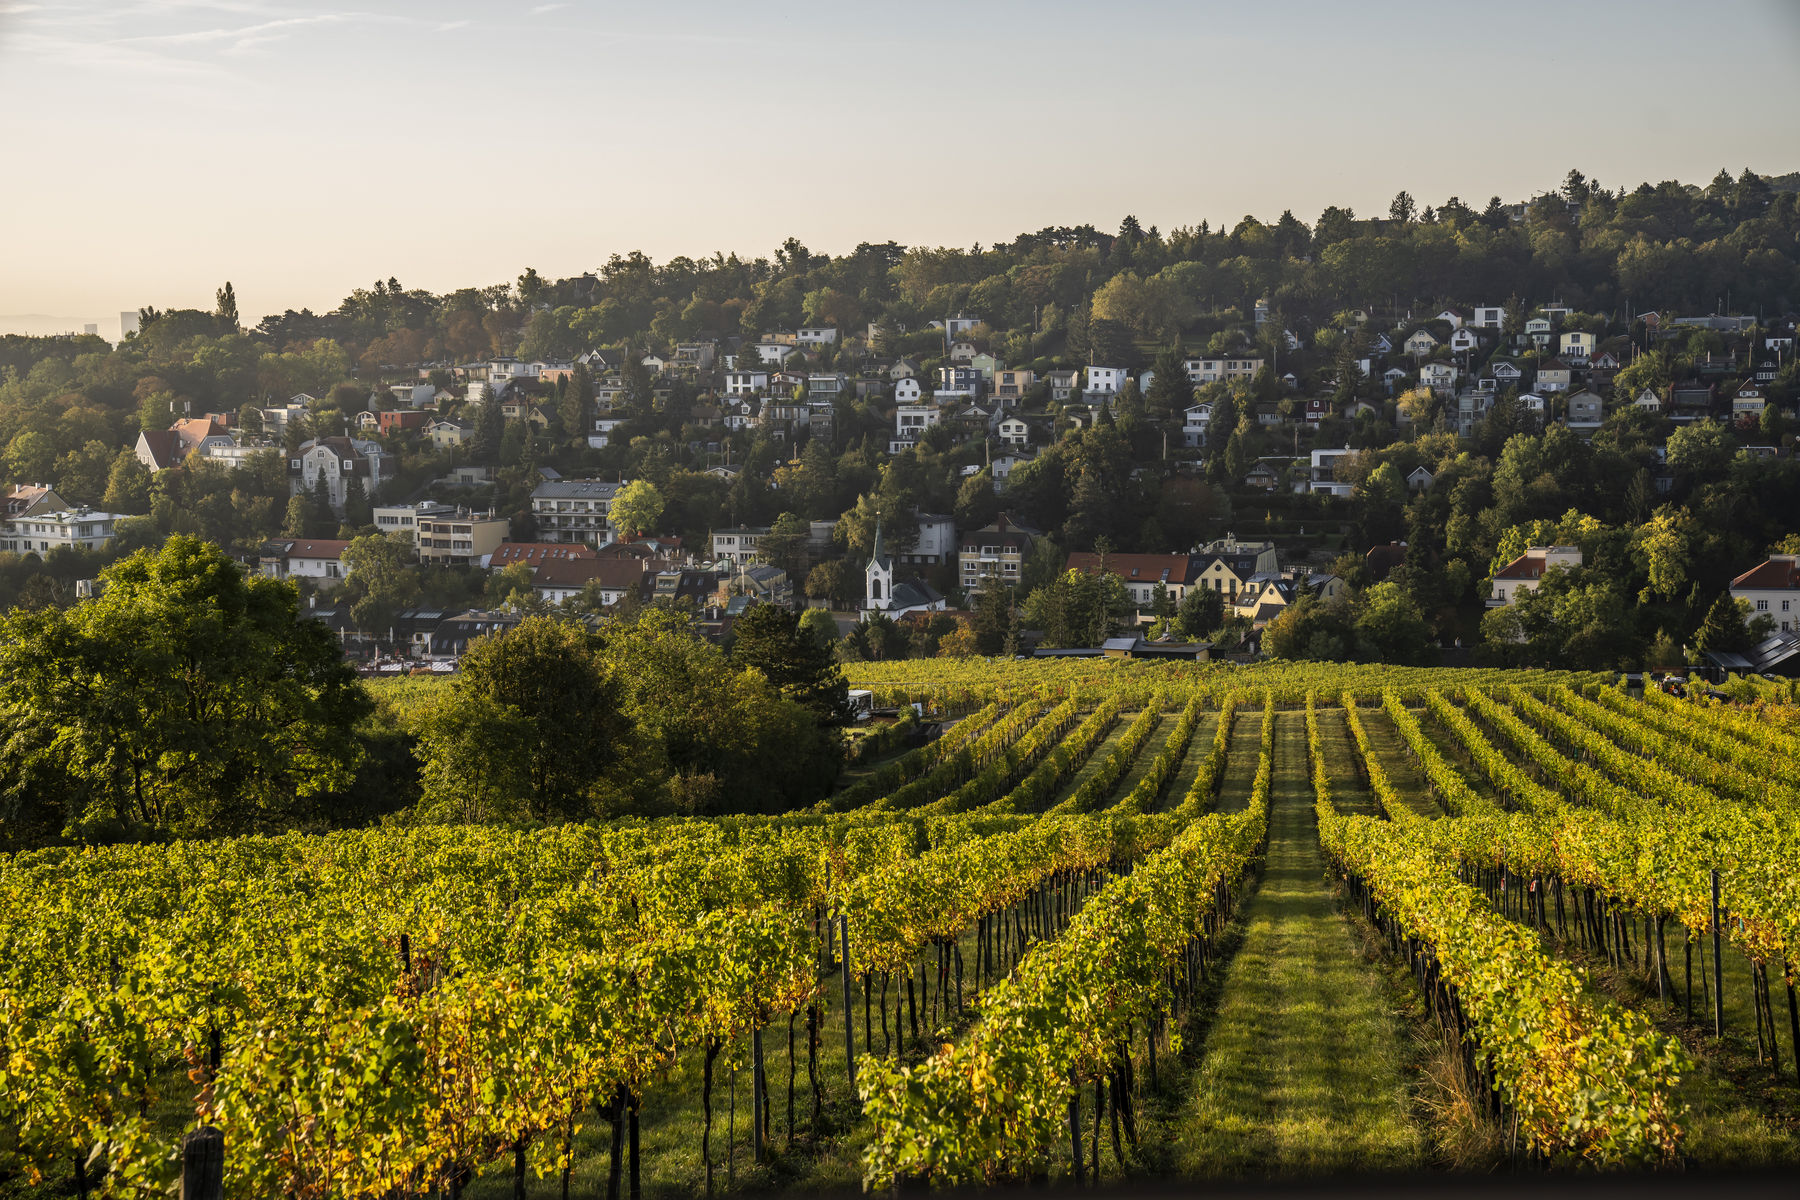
[341,532,422,638]
[0,535,370,839]
[1026,566,1129,649]
[729,602,850,725]
[609,478,665,538]
[1177,585,1225,639]
[428,615,632,821]
[1692,592,1751,654]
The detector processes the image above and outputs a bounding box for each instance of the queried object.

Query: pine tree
[560,364,595,448]
[307,478,334,536]
[473,396,505,464]
[1224,430,1247,482]
[215,281,239,331]
[343,475,372,528]
[282,494,310,537]
[1144,343,1192,426]
[1694,593,1750,654]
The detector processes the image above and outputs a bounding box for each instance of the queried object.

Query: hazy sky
[3,0,1798,336]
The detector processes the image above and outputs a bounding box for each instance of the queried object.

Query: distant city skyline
[3,0,1797,335]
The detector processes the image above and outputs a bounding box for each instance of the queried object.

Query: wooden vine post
[751,1026,767,1162]
[1710,869,1725,1038]
[179,1126,224,1200]
[840,914,857,1095]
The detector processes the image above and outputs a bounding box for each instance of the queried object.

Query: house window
[1756,600,1768,611]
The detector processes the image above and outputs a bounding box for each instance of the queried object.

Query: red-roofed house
[1730,554,1800,633]
[259,538,353,587]
[1489,546,1581,607]
[3,484,66,520]
[135,429,185,473]
[488,542,599,571]
[1064,551,1202,615]
[171,417,227,455]
[532,555,647,606]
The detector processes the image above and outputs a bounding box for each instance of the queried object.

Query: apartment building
[958,514,1036,596]
[530,479,624,546]
[418,511,511,566]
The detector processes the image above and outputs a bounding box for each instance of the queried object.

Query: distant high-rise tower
[83,323,97,336]
[120,311,140,340]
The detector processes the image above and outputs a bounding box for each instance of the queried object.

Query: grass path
[1359,707,1442,818]
[1315,706,1376,816]
[1213,710,1262,814]
[1157,710,1425,1176]
[1154,712,1219,813]
[1045,712,1135,809]
[1104,713,1173,806]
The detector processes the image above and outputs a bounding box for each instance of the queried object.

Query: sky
[2,0,1798,338]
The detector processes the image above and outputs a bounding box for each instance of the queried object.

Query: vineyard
[6,660,1800,1197]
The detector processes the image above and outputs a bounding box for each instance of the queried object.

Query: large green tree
[730,602,850,725]
[609,479,666,539]
[341,532,422,640]
[0,536,370,840]
[425,616,634,821]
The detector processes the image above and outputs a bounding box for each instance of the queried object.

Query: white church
[864,519,946,617]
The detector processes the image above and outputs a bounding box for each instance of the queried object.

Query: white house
[1085,366,1129,399]
[532,479,624,546]
[1449,328,1483,353]
[587,416,627,449]
[893,377,923,405]
[260,538,352,587]
[0,506,128,554]
[1182,356,1263,384]
[794,326,838,346]
[1489,546,1582,606]
[288,437,388,513]
[1182,403,1213,448]
[751,342,798,365]
[1559,331,1596,361]
[711,526,769,567]
[1730,555,1800,633]
[725,369,769,396]
[1404,329,1439,357]
[1472,306,1506,330]
[895,403,939,441]
[487,358,542,386]
[1437,309,1466,329]
[1419,362,1460,394]
[1309,447,1356,497]
[373,501,457,547]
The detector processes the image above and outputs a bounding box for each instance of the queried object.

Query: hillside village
[2,169,1799,675]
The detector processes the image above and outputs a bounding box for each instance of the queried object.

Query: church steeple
[865,514,893,610]
[869,515,888,569]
